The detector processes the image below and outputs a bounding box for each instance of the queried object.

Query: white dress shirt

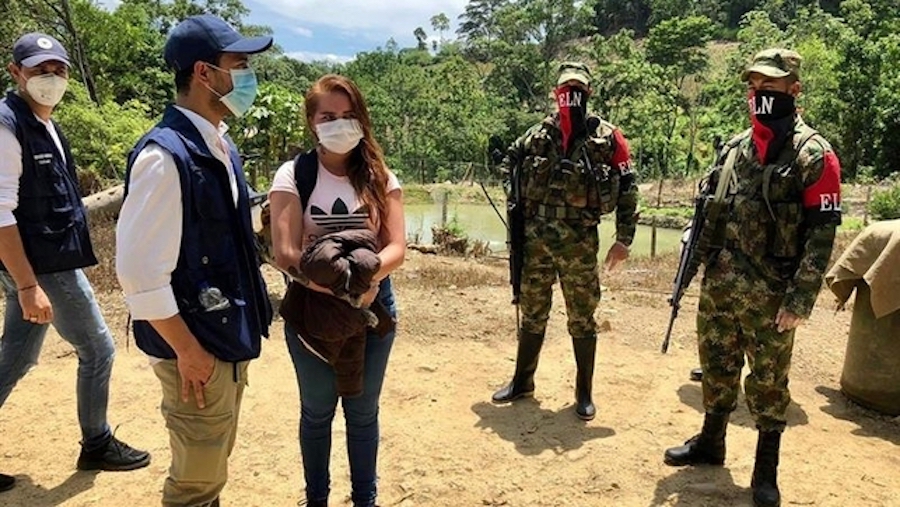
[116,106,238,321]
[0,113,67,227]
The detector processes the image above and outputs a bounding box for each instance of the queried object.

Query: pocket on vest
[186,298,255,358]
[733,201,769,258]
[597,172,619,214]
[20,220,78,257]
[524,156,552,203]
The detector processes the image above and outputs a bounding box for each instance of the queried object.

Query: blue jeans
[0,269,114,449]
[285,278,397,507]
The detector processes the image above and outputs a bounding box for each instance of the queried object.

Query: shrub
[54,82,154,188]
[432,215,468,256]
[868,184,900,221]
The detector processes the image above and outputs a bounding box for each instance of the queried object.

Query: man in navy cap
[116,15,273,506]
[0,33,151,492]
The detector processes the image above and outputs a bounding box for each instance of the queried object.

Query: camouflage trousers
[698,248,794,433]
[519,218,600,339]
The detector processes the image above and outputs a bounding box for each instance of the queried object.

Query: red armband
[803,151,841,212]
[610,130,633,174]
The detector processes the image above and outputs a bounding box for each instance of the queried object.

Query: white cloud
[290,26,314,38]
[249,0,467,40]
[285,51,355,64]
[96,0,121,9]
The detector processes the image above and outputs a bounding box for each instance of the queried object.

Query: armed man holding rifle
[662,49,841,507]
[490,62,639,421]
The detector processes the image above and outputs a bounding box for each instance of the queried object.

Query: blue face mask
[206,64,258,118]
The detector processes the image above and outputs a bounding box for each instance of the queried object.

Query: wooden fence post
[651,178,664,258]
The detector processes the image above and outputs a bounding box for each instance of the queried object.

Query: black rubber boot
[572,335,597,421]
[664,412,729,466]
[752,430,782,507]
[492,331,545,403]
[689,367,703,382]
[0,473,14,493]
[306,499,327,507]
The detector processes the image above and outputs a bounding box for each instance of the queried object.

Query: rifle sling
[714,145,739,203]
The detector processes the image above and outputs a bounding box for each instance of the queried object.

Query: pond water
[405,203,683,257]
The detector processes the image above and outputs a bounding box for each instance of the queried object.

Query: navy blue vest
[124,106,271,362]
[0,91,97,274]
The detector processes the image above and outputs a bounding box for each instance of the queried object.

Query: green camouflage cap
[557,61,591,86]
[741,48,802,81]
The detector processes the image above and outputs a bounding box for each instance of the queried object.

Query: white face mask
[25,74,68,107]
[316,118,363,155]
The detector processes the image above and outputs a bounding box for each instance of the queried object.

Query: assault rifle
[481,139,524,330]
[661,135,729,353]
[661,188,706,354]
[507,153,525,309]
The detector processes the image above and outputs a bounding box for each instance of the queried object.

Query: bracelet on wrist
[17,283,37,292]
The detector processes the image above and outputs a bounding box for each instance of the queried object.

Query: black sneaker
[76,436,151,471]
[0,473,14,492]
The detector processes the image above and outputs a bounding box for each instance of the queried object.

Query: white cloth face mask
[26,74,68,107]
[316,118,364,154]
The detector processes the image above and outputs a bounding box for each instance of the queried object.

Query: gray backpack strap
[761,165,778,221]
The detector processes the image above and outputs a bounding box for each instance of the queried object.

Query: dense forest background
[1,0,899,192]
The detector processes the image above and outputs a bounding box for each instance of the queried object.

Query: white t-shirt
[269,160,401,247]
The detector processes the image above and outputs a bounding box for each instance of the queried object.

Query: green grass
[403,186,432,204]
[403,183,505,206]
[839,216,865,232]
[640,206,694,219]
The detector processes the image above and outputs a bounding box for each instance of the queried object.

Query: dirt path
[1,252,898,507]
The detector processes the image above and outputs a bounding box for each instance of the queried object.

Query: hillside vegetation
[2,0,899,192]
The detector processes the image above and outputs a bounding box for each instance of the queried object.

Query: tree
[230,82,306,188]
[833,0,894,178]
[482,0,594,113]
[53,81,155,183]
[414,26,428,51]
[431,13,450,47]
[456,0,509,61]
[120,0,258,33]
[645,16,715,176]
[592,0,652,36]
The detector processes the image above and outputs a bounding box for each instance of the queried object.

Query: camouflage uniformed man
[664,49,842,507]
[491,62,639,421]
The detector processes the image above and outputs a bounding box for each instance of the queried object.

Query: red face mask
[555,85,588,153]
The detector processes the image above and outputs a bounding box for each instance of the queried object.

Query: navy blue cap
[164,15,273,71]
[13,33,70,68]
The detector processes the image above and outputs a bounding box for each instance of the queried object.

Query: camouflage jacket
[708,116,841,318]
[501,113,639,246]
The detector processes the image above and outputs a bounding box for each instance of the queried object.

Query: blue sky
[99,0,469,63]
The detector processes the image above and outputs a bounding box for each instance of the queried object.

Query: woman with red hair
[268,74,405,507]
